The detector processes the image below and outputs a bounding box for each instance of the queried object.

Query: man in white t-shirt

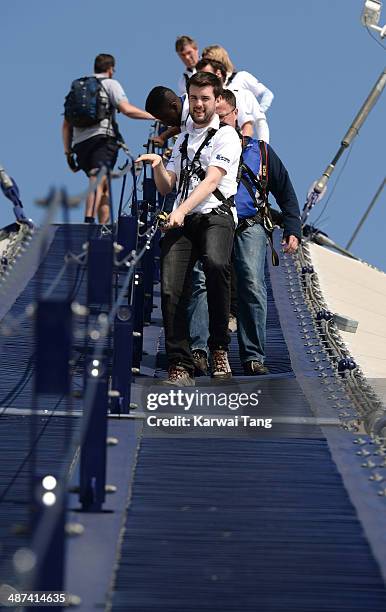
[175,35,199,95]
[62,53,153,223]
[195,58,269,143]
[137,72,241,386]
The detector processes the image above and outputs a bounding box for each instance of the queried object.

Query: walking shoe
[228,314,238,333]
[243,360,269,375]
[162,365,195,386]
[211,350,232,380]
[192,350,208,376]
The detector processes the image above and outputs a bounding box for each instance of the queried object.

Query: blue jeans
[189,222,267,364]
[233,223,267,364]
[188,262,209,353]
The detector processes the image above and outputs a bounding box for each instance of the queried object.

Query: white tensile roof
[309,242,386,400]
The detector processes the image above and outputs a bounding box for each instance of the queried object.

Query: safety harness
[225,71,238,87]
[238,140,279,266]
[177,125,235,216]
[176,128,279,265]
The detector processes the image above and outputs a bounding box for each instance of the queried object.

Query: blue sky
[1,0,385,269]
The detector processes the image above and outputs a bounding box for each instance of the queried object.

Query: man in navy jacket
[189,90,301,375]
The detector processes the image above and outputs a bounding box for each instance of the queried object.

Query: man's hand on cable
[282,235,299,254]
[151,135,166,147]
[135,153,162,168]
[165,207,185,230]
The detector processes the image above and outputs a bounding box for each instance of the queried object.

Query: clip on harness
[238,140,279,266]
[177,126,235,216]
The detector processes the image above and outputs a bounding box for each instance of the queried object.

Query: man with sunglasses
[189,90,301,376]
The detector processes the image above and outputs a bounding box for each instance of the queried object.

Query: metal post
[28,477,66,609]
[143,238,155,325]
[80,361,108,511]
[110,215,138,413]
[132,270,145,369]
[111,306,134,414]
[80,236,113,511]
[314,68,386,195]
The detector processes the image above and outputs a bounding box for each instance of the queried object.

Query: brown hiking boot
[162,365,195,386]
[244,360,269,375]
[192,350,208,376]
[211,350,232,380]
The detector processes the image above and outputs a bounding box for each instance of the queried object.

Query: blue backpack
[64,76,111,128]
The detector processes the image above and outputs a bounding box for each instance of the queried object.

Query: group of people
[62,37,301,386]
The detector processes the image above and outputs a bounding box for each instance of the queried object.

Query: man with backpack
[136,72,241,386]
[62,53,153,224]
[189,90,301,376]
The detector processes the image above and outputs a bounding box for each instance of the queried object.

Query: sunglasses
[218,107,236,120]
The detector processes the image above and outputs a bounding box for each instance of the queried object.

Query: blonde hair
[202,45,234,73]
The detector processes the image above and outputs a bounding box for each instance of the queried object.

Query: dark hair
[94,53,115,73]
[195,58,227,82]
[145,86,178,114]
[188,72,223,99]
[221,89,236,107]
[175,35,197,52]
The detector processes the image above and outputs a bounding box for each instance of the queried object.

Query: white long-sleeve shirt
[177,67,197,95]
[226,70,274,113]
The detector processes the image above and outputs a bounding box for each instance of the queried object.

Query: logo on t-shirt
[216,154,230,163]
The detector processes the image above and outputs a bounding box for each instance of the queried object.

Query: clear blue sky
[1,0,385,269]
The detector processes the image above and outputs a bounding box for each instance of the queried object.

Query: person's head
[175,35,199,69]
[145,86,182,126]
[195,58,227,85]
[217,90,238,129]
[202,45,234,73]
[187,72,223,126]
[94,53,115,76]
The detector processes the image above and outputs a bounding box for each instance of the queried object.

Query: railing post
[28,476,66,609]
[80,236,113,511]
[30,298,72,601]
[111,214,138,414]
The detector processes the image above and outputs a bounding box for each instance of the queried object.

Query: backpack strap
[239,141,279,266]
[98,77,130,152]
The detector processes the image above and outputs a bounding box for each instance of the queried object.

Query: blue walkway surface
[111,249,386,611]
[1,225,386,610]
[112,438,386,612]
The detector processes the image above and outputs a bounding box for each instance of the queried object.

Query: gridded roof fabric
[111,437,386,612]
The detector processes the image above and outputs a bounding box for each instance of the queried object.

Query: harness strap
[226,71,238,86]
[240,141,279,266]
[177,126,234,210]
[99,78,127,148]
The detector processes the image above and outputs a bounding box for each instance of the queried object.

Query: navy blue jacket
[236,137,302,240]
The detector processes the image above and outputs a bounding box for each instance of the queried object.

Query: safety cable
[311,141,356,227]
[366,25,386,50]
